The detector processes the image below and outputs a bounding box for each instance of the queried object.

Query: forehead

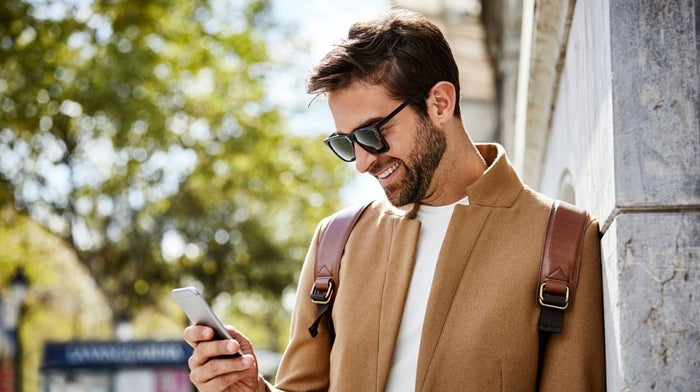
[327,83,396,133]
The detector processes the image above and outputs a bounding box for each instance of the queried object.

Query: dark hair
[306,8,461,117]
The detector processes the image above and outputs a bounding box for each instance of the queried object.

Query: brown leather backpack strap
[538,200,588,318]
[536,200,588,384]
[308,202,369,339]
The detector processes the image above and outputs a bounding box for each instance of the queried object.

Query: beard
[382,116,447,207]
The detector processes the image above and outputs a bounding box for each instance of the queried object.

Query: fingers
[193,339,242,365]
[183,325,260,391]
[224,325,254,354]
[183,325,214,348]
[189,354,257,391]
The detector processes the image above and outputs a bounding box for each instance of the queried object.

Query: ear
[426,81,457,124]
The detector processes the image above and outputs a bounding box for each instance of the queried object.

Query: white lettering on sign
[65,343,186,365]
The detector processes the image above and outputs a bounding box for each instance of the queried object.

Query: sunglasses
[323,96,414,162]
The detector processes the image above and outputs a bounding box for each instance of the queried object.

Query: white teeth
[377,162,400,180]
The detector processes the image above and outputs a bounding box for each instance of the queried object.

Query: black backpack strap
[536,200,588,384]
[308,203,369,340]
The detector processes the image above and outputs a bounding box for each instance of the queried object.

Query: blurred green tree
[0,0,351,351]
[0,187,114,390]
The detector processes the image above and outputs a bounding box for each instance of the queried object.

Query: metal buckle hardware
[310,280,333,305]
[538,283,569,310]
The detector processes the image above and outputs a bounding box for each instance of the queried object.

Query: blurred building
[41,341,193,392]
[395,0,699,390]
[39,340,282,392]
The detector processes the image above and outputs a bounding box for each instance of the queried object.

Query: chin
[385,191,412,208]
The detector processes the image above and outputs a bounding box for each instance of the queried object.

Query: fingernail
[242,356,253,367]
[227,340,237,353]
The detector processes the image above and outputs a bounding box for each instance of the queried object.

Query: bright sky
[269,0,390,205]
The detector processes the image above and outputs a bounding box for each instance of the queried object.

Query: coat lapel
[375,216,421,391]
[414,204,492,390]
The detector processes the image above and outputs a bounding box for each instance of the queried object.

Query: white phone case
[172,286,240,347]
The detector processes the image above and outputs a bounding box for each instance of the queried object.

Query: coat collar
[467,143,524,208]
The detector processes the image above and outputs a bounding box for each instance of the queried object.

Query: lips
[376,161,400,180]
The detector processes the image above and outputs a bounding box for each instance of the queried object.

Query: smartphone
[172,286,243,357]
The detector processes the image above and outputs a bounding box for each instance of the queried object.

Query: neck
[420,125,486,206]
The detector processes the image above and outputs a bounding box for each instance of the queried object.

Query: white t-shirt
[385,196,470,391]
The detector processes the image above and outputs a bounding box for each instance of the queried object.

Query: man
[184,8,606,392]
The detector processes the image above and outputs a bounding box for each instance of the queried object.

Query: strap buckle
[310,279,333,305]
[538,283,569,310]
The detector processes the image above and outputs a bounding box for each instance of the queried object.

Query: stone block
[610,0,699,207]
[602,211,699,390]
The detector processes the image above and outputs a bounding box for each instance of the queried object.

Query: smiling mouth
[376,162,400,180]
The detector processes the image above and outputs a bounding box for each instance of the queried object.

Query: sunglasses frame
[323,96,415,162]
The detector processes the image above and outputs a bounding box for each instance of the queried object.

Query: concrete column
[604,0,699,389]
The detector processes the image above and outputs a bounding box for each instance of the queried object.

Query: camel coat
[264,144,605,392]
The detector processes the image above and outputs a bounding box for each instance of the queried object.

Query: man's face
[328,83,446,206]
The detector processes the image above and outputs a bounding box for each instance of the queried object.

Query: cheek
[383,128,416,159]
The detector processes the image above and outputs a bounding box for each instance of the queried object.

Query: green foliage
[0,0,352,354]
[0,203,113,391]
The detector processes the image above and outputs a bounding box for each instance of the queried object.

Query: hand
[184,325,262,392]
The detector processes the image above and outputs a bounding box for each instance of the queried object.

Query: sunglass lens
[329,138,355,161]
[354,128,386,153]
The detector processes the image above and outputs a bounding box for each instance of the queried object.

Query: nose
[354,144,377,173]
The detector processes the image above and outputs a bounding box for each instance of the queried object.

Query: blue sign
[42,340,193,369]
